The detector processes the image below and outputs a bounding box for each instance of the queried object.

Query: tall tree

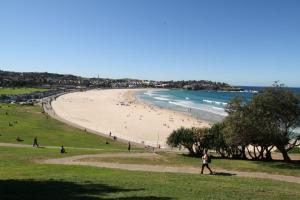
[252,84,300,161]
[223,97,251,159]
[167,127,196,155]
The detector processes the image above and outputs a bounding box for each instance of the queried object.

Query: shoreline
[131,89,213,127]
[51,89,210,148]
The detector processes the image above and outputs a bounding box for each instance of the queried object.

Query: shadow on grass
[257,160,300,170]
[0,179,173,200]
[212,172,236,176]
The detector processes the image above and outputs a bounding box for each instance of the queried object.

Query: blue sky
[0,0,299,86]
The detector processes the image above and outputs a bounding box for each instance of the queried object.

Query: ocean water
[136,87,300,125]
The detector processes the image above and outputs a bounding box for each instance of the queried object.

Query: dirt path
[1,143,299,183]
[43,152,300,184]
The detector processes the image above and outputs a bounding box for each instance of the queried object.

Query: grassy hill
[1,147,300,200]
[0,103,299,199]
[0,88,48,95]
[0,103,127,150]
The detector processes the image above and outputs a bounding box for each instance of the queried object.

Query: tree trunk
[265,150,272,161]
[241,146,247,160]
[277,147,291,162]
[187,147,195,155]
[281,150,291,162]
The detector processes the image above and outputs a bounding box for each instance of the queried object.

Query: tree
[193,127,212,156]
[209,123,229,158]
[223,83,300,162]
[251,84,300,162]
[167,127,196,155]
[167,127,212,156]
[224,97,275,160]
[223,97,251,159]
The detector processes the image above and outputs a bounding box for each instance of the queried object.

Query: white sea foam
[243,90,259,93]
[144,92,153,96]
[203,99,213,103]
[154,97,170,101]
[142,91,228,117]
[212,106,224,110]
[168,100,227,116]
[203,99,227,106]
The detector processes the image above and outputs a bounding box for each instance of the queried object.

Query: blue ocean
[136,87,300,125]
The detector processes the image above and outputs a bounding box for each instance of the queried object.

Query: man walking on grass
[33,136,39,147]
[128,142,131,152]
[201,149,213,174]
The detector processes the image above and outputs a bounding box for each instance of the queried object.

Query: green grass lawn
[0,87,48,95]
[0,103,300,199]
[79,152,300,177]
[0,103,129,150]
[287,147,300,154]
[0,147,300,200]
[275,147,300,154]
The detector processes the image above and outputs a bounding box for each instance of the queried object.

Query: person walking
[33,137,39,147]
[201,149,213,174]
[60,146,66,153]
[128,142,131,152]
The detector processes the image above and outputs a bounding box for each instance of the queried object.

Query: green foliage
[209,123,230,158]
[193,127,211,155]
[167,127,212,155]
[168,84,300,162]
[221,83,300,161]
[167,127,196,154]
[289,147,300,154]
[0,87,48,95]
[0,103,128,150]
[251,84,300,161]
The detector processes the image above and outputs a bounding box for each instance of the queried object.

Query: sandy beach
[51,89,210,147]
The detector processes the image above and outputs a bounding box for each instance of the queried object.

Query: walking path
[1,142,299,183]
[43,152,300,184]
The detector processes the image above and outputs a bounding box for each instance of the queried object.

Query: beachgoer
[33,137,39,147]
[109,132,112,136]
[201,149,213,174]
[128,142,131,152]
[113,136,117,140]
[60,146,66,153]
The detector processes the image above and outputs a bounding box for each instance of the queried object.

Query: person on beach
[33,137,39,147]
[201,149,213,174]
[128,142,131,152]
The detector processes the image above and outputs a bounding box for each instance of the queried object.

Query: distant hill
[0,70,87,87]
[0,70,241,91]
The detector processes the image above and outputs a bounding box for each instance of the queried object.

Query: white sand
[51,89,209,147]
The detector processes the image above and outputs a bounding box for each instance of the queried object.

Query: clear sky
[0,0,299,87]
